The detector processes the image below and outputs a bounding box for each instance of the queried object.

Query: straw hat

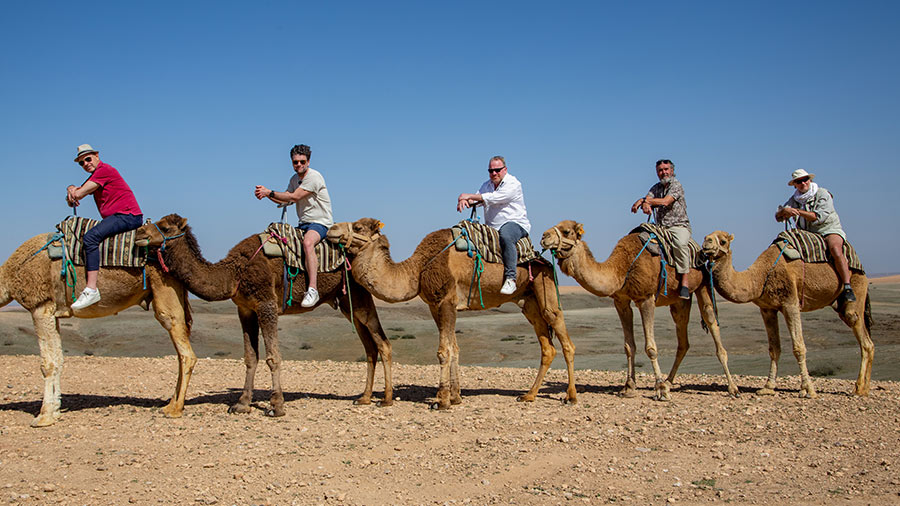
[74,144,98,162]
[788,168,815,186]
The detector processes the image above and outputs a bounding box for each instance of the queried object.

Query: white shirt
[477,173,531,233]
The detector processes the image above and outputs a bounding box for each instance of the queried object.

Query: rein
[153,223,185,273]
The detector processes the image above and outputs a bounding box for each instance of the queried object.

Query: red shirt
[88,161,142,218]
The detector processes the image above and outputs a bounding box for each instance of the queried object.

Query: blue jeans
[498,222,528,280]
[83,213,143,271]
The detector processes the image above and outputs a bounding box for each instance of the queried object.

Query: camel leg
[636,298,669,401]
[229,307,260,414]
[781,304,817,399]
[535,274,577,403]
[257,302,286,416]
[448,320,462,405]
[664,299,691,389]
[31,302,64,427]
[613,297,638,398]
[339,294,383,406]
[758,308,781,395]
[838,288,874,396]
[517,296,558,403]
[694,288,739,397]
[428,300,458,410]
[151,284,196,418]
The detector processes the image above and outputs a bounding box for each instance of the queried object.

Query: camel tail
[864,292,872,333]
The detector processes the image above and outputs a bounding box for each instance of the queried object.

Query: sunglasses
[488,166,506,174]
[78,156,93,166]
[794,177,810,184]
[292,159,309,165]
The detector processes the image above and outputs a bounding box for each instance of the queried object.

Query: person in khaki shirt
[630,159,693,299]
[776,168,855,304]
[255,144,333,307]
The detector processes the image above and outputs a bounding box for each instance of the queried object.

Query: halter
[546,226,578,258]
[152,222,185,272]
[336,228,381,250]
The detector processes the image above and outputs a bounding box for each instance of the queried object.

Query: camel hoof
[756,387,776,396]
[516,395,535,403]
[227,403,251,414]
[160,406,183,418]
[618,388,638,399]
[562,397,577,405]
[728,389,741,399]
[450,396,463,405]
[353,397,372,406]
[798,389,818,400]
[429,401,450,411]
[376,399,393,407]
[30,414,60,428]
[265,407,286,417]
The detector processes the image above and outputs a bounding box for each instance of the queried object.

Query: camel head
[540,220,584,259]
[701,230,735,261]
[135,214,190,248]
[326,218,384,256]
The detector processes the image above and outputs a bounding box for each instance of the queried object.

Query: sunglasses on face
[488,166,506,174]
[794,177,810,184]
[78,156,93,166]
[293,159,309,165]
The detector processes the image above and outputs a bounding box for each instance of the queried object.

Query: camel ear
[728,233,734,242]
[175,216,188,230]
[575,223,585,238]
[377,221,385,230]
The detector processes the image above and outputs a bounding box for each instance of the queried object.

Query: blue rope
[285,266,301,307]
[31,232,64,257]
[705,260,720,326]
[338,244,354,327]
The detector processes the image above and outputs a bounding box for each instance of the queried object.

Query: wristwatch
[269,190,275,198]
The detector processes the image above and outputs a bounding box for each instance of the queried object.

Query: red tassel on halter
[158,248,169,273]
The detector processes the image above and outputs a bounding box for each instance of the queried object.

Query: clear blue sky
[2,1,898,279]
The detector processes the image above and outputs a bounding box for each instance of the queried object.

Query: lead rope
[705,259,720,326]
[338,244,354,326]
[152,223,185,273]
[548,250,562,310]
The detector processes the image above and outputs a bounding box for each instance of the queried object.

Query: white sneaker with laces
[500,278,517,295]
[72,288,101,310]
[301,287,320,308]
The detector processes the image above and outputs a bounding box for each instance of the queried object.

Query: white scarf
[792,182,819,205]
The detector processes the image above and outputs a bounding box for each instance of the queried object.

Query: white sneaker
[72,288,101,310]
[500,278,517,295]
[300,287,320,308]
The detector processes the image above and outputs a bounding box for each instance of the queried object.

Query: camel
[0,232,195,427]
[134,214,393,416]
[327,217,575,410]
[540,220,739,400]
[701,230,873,397]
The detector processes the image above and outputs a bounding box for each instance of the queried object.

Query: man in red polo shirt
[66,144,144,310]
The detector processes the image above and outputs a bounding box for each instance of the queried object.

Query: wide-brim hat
[74,143,98,162]
[788,168,815,186]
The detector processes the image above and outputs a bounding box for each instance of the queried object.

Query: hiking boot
[72,288,101,310]
[500,278,517,295]
[838,287,856,304]
[678,286,691,300]
[300,287,320,308]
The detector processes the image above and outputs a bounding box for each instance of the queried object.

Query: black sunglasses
[488,166,506,174]
[794,177,810,184]
[292,159,309,165]
[78,156,93,166]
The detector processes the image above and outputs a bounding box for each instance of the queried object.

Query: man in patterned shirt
[630,159,693,299]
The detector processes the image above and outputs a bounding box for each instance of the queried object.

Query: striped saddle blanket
[452,220,540,265]
[56,217,147,268]
[630,223,704,269]
[259,222,346,273]
[774,229,864,273]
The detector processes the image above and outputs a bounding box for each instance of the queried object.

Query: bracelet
[269,190,275,198]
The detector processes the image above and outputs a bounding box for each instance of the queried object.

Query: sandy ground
[1,280,899,504]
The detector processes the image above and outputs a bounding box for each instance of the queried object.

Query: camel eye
[719,240,725,245]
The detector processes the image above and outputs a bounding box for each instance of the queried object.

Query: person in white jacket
[457,155,531,295]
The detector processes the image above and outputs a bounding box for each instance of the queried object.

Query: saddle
[257,222,346,273]
[451,220,540,265]
[52,217,147,268]
[774,229,864,273]
[630,223,704,269]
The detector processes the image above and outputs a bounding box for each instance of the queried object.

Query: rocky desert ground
[1,278,899,505]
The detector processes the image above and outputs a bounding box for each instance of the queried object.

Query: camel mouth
[135,239,150,247]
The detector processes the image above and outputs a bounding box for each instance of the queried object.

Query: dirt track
[1,355,899,505]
